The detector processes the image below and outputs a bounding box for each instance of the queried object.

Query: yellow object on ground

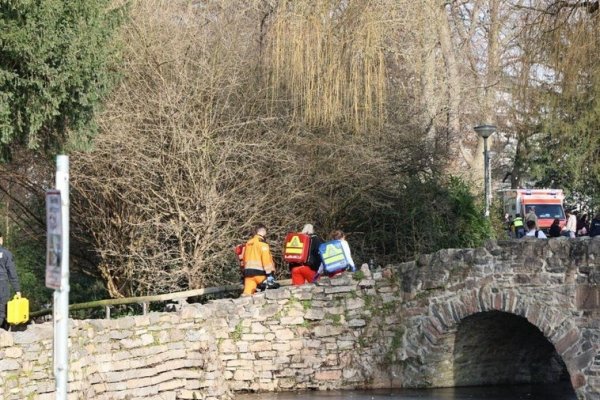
[7,294,29,325]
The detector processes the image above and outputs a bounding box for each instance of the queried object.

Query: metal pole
[483,137,490,218]
[54,155,69,400]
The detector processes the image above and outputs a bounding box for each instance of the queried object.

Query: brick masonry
[0,237,599,399]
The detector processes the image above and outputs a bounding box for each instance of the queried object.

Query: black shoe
[265,281,280,290]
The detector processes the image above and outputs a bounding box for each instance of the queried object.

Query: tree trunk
[421,3,438,143]
[436,2,461,146]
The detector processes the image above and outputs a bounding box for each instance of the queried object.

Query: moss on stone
[353,271,365,281]
[301,299,312,311]
[326,313,342,326]
[231,321,243,341]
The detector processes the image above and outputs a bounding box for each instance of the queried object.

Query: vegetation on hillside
[0,0,597,303]
[0,0,123,159]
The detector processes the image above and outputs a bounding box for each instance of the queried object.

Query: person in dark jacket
[590,214,600,238]
[0,233,21,330]
[548,218,562,238]
[577,213,590,236]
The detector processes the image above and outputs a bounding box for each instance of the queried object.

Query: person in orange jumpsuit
[242,224,275,296]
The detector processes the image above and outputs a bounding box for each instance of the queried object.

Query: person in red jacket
[242,224,275,296]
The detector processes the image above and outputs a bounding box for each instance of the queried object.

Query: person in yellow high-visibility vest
[512,214,525,239]
[242,224,275,296]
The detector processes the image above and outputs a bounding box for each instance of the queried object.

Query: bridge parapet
[0,238,598,399]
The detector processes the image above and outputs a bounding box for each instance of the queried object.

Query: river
[236,382,576,400]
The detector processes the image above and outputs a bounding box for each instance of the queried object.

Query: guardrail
[30,279,292,320]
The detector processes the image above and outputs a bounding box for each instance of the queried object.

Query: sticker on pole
[46,190,62,289]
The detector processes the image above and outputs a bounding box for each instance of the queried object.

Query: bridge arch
[405,285,587,394]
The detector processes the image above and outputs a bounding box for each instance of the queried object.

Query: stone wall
[0,238,599,399]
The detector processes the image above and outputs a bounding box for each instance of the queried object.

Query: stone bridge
[1,238,599,400]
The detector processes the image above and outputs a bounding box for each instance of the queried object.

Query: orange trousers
[243,275,267,295]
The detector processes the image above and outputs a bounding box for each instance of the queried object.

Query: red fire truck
[501,189,566,230]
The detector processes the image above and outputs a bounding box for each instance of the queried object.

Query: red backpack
[234,244,245,268]
[283,233,311,264]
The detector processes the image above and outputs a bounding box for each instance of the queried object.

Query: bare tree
[71,0,407,297]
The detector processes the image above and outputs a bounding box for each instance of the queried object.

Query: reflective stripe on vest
[285,235,304,255]
[514,218,524,227]
[322,244,344,265]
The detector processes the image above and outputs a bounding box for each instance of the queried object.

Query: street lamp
[474,124,497,218]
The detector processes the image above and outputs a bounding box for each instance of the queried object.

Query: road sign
[46,190,62,289]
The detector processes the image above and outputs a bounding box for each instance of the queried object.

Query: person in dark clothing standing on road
[0,232,21,330]
[548,218,562,238]
[590,214,600,238]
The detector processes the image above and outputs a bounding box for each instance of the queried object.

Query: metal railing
[30,279,292,320]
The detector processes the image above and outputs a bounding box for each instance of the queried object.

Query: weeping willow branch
[266,0,387,134]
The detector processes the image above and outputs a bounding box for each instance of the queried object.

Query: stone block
[280,316,304,325]
[323,306,344,315]
[345,298,365,310]
[258,350,277,359]
[120,338,143,349]
[259,304,280,318]
[305,309,325,320]
[251,322,269,333]
[348,318,367,328]
[233,369,254,381]
[555,328,580,354]
[249,341,272,352]
[220,339,237,353]
[226,359,253,368]
[114,318,135,330]
[576,285,600,310]
[337,340,355,350]
[272,342,291,352]
[315,369,342,381]
[314,325,343,337]
[277,378,296,389]
[158,378,186,392]
[358,279,375,288]
[343,368,358,379]
[13,326,52,345]
[140,333,155,346]
[324,286,356,294]
[265,289,290,300]
[0,359,20,371]
[241,334,264,341]
[274,328,295,340]
[4,347,22,358]
[260,370,273,379]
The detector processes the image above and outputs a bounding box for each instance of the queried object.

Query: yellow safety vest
[513,217,524,228]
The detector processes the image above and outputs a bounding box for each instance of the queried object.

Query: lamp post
[474,124,496,218]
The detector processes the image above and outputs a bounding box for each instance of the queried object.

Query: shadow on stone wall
[453,311,573,390]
